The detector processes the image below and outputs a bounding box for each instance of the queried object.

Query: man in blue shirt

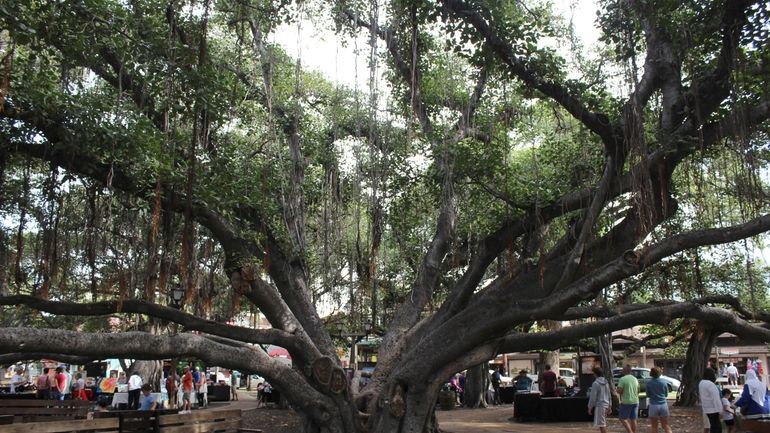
[138,384,158,411]
[514,370,533,391]
[192,367,201,387]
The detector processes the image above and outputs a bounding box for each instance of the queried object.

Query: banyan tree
[1,0,770,432]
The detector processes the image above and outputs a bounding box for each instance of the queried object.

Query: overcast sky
[272,1,601,93]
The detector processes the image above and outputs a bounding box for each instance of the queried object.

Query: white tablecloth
[111,392,163,408]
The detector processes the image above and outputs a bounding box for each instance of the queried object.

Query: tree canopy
[1,0,770,432]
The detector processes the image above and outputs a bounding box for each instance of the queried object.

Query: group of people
[32,366,89,401]
[588,364,680,433]
[255,381,274,408]
[164,366,207,413]
[489,364,564,405]
[701,367,769,433]
[588,364,770,433]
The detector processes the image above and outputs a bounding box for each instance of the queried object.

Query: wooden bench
[0,417,119,433]
[158,409,261,433]
[0,399,93,423]
[742,417,770,433]
[93,409,179,433]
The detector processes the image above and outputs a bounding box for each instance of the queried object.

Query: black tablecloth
[500,387,517,404]
[207,385,231,402]
[513,393,541,420]
[514,394,592,422]
[0,392,36,399]
[539,397,592,422]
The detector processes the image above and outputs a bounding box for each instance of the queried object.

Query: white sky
[272,1,601,93]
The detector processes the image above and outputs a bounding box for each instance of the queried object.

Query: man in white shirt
[63,367,73,400]
[726,363,739,386]
[127,372,143,410]
[10,368,26,394]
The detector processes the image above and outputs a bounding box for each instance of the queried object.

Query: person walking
[699,368,723,433]
[646,367,673,433]
[490,366,502,405]
[726,363,739,386]
[127,372,143,410]
[616,364,639,433]
[588,367,612,433]
[166,370,179,409]
[230,370,239,401]
[181,366,194,413]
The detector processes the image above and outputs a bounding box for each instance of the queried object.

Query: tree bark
[597,334,620,407]
[677,322,718,406]
[0,229,7,297]
[128,360,163,392]
[463,362,488,408]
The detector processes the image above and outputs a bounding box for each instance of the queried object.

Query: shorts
[619,403,639,420]
[182,391,191,402]
[593,405,609,427]
[702,412,709,428]
[724,418,735,426]
[648,403,669,418]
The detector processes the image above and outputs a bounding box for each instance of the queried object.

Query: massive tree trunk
[463,363,488,408]
[128,360,164,392]
[677,322,718,407]
[2,2,770,433]
[597,334,620,407]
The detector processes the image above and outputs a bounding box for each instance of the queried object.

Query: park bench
[0,399,93,423]
[742,415,770,433]
[92,408,179,433]
[0,417,119,433]
[157,408,262,433]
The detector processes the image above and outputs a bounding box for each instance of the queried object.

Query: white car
[559,368,576,387]
[612,367,681,392]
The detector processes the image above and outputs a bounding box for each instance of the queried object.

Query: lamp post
[336,323,367,371]
[169,284,185,309]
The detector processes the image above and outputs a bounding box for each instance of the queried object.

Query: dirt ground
[436,404,706,433]
[230,391,708,433]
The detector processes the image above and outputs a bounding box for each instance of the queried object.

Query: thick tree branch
[0,328,339,416]
[440,0,617,147]
[0,353,96,365]
[499,303,770,353]
[0,295,295,347]
[683,0,754,128]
